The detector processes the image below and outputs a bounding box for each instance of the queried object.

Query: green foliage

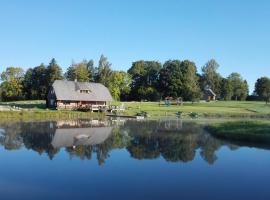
[159,60,182,98]
[23,64,47,99]
[108,71,131,100]
[180,60,201,102]
[0,67,24,101]
[46,58,63,86]
[254,77,270,104]
[200,59,222,97]
[65,61,90,82]
[220,78,233,100]
[22,59,63,100]
[159,60,201,101]
[128,60,161,101]
[227,73,249,101]
[96,54,112,87]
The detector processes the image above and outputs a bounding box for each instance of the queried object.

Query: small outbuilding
[47,80,113,110]
[203,88,216,101]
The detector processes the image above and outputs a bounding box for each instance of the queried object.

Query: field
[120,101,270,118]
[1,100,270,119]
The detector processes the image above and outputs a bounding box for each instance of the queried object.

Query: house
[47,80,113,110]
[203,88,216,101]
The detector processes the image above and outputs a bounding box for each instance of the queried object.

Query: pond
[0,118,269,200]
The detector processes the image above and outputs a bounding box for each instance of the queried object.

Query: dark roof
[52,80,113,101]
[205,88,216,96]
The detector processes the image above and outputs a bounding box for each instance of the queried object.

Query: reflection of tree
[0,120,244,165]
[124,120,228,164]
[66,146,93,160]
[0,124,23,150]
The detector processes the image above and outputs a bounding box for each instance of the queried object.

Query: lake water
[0,118,269,200]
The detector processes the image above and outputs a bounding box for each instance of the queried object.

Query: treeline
[0,55,269,103]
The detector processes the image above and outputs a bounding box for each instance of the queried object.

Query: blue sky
[0,0,269,91]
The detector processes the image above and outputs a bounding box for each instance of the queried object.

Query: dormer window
[80,90,90,94]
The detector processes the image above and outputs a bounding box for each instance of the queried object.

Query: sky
[0,0,270,92]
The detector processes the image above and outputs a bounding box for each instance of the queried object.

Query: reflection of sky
[0,145,269,200]
[0,120,270,199]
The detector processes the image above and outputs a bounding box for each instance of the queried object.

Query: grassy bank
[207,121,270,143]
[1,100,270,119]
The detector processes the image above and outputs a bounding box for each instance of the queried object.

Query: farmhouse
[203,88,216,101]
[47,80,113,110]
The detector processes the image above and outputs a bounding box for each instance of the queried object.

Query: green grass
[207,121,270,143]
[1,100,270,119]
[119,101,270,118]
[0,100,104,120]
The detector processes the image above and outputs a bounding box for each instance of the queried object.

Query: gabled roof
[52,80,113,101]
[205,88,216,96]
[51,127,113,148]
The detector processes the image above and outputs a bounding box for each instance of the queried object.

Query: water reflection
[0,119,244,165]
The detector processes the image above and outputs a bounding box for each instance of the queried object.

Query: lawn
[1,100,270,119]
[206,121,270,143]
[120,101,270,118]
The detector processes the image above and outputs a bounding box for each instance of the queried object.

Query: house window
[80,90,90,94]
[50,99,55,106]
[64,101,71,105]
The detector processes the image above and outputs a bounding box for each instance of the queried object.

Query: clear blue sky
[0,0,270,92]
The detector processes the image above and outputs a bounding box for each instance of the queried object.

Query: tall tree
[254,77,270,104]
[96,54,112,87]
[23,64,47,99]
[159,60,182,98]
[201,59,222,97]
[46,58,63,87]
[227,73,249,100]
[180,60,201,102]
[65,62,90,82]
[0,67,24,101]
[108,71,131,100]
[220,78,233,100]
[86,59,97,81]
[128,60,161,101]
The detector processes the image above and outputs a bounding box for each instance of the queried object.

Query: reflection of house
[56,119,112,128]
[203,88,216,101]
[51,127,113,148]
[47,80,113,110]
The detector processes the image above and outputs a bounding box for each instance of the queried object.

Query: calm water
[0,119,269,200]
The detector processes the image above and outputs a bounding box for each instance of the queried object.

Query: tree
[180,60,201,102]
[46,58,63,87]
[227,73,249,101]
[159,60,201,101]
[65,61,90,82]
[159,60,182,98]
[220,78,233,100]
[128,60,161,101]
[254,77,270,104]
[96,54,112,87]
[0,67,24,101]
[23,64,47,99]
[108,71,131,100]
[86,59,97,81]
[201,59,222,97]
